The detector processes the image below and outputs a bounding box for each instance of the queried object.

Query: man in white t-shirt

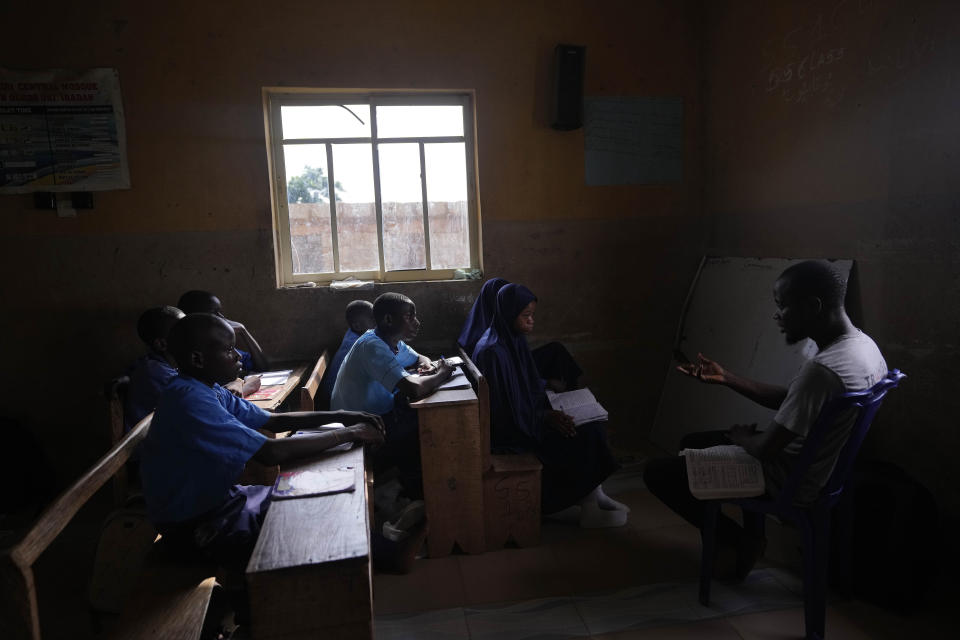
[644,260,887,578]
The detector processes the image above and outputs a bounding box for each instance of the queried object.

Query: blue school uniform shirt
[140,374,271,524]
[320,328,362,401]
[124,353,178,433]
[330,329,419,415]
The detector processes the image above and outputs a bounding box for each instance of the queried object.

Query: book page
[258,369,294,386]
[565,404,609,426]
[546,388,598,411]
[680,445,765,499]
[546,388,608,425]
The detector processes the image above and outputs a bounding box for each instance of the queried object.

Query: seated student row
[125,283,630,579]
[129,261,877,618]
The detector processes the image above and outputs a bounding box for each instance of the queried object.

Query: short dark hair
[167,313,231,365]
[177,290,219,314]
[345,299,374,324]
[136,306,184,345]
[778,260,847,309]
[372,292,413,325]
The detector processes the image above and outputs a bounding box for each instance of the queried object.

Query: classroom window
[263,91,481,285]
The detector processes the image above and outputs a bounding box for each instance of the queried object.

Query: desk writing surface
[249,362,309,411]
[246,446,368,574]
[409,386,478,408]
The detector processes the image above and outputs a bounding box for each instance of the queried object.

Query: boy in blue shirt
[331,293,453,493]
[177,289,271,373]
[124,306,185,433]
[140,313,384,570]
[319,299,376,408]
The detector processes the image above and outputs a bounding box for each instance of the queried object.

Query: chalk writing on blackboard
[584,96,683,186]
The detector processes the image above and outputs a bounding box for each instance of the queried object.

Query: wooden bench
[0,415,218,640]
[299,349,329,411]
[458,347,543,550]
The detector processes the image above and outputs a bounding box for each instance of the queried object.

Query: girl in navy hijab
[472,283,627,527]
[458,277,509,356]
[460,278,583,391]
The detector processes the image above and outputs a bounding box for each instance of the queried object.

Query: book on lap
[680,445,765,499]
[545,388,608,425]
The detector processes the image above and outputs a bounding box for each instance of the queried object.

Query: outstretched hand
[337,410,386,436]
[345,423,386,445]
[676,353,727,385]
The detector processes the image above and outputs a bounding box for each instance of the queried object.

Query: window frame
[262,88,482,286]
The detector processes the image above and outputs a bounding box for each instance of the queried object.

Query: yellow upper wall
[1,0,701,235]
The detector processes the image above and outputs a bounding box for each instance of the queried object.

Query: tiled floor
[372,461,955,639]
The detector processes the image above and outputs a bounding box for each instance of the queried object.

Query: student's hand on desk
[434,359,454,379]
[242,375,261,396]
[224,379,244,397]
[546,410,577,438]
[345,423,385,445]
[677,353,727,385]
[336,411,386,435]
[417,360,438,374]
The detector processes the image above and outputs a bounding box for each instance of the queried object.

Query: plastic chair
[698,369,905,640]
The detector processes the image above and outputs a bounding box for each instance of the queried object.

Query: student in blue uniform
[139,313,384,570]
[331,292,453,493]
[319,300,376,408]
[124,305,184,432]
[177,289,270,373]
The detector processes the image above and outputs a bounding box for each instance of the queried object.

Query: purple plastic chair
[698,369,905,640]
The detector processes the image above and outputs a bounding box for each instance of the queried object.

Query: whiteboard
[650,257,854,453]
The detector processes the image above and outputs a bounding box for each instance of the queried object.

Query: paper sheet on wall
[0,68,130,192]
[584,96,683,185]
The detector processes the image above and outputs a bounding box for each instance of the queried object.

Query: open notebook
[546,388,608,426]
[271,466,357,500]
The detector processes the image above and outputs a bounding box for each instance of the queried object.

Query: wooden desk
[410,387,486,556]
[249,362,309,411]
[246,446,372,640]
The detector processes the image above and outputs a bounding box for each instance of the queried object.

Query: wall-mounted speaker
[551,44,586,131]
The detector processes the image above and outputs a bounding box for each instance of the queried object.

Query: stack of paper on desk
[546,388,608,425]
[258,369,293,386]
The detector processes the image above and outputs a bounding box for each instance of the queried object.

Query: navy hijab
[458,277,509,355]
[472,284,546,446]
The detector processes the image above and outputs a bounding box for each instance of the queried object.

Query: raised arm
[226,319,271,372]
[677,353,787,411]
[396,360,454,401]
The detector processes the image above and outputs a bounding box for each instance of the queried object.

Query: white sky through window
[280,105,467,202]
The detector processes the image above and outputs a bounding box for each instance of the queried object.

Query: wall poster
[0,68,130,193]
